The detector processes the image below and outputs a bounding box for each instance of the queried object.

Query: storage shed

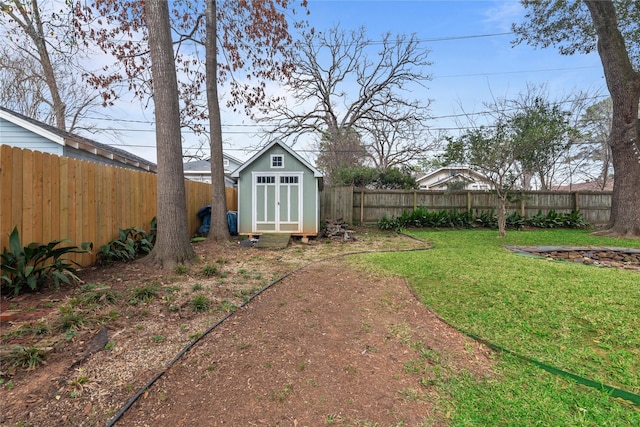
[231,140,323,240]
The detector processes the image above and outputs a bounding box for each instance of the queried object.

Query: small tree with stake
[443,122,521,237]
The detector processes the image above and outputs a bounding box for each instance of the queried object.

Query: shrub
[506,211,525,229]
[449,209,475,228]
[562,210,587,228]
[98,218,156,264]
[376,214,401,231]
[525,209,586,229]
[377,208,476,231]
[474,209,497,229]
[376,209,588,231]
[1,227,92,296]
[542,209,564,228]
[333,166,418,189]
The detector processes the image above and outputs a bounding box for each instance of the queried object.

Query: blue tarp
[227,211,238,236]
[197,205,211,234]
[197,206,237,236]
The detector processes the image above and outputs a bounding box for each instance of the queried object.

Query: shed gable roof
[230,139,321,178]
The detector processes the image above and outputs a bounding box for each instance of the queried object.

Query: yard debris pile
[322,218,356,241]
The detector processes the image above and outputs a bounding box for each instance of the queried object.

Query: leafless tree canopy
[363,103,433,170]
[260,24,434,174]
[573,97,614,189]
[0,0,107,133]
[315,127,368,183]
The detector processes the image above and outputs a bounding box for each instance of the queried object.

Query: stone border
[504,246,640,271]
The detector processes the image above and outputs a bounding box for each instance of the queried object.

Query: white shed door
[253,173,302,233]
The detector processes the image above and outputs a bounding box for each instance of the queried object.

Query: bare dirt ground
[1,230,495,427]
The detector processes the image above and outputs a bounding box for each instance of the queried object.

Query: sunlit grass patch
[352,229,640,424]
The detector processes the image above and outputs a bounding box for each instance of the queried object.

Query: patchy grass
[354,229,640,425]
[0,345,47,372]
[129,283,160,304]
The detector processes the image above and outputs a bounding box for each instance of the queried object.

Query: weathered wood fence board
[320,186,612,226]
[320,185,353,224]
[1,146,235,266]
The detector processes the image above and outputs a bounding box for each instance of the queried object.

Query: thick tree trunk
[144,0,196,268]
[606,134,640,236]
[205,0,231,242]
[585,0,640,237]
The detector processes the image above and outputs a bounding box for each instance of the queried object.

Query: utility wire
[84,92,608,132]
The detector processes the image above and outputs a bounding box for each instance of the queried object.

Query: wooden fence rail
[1,146,234,266]
[1,146,613,268]
[320,186,612,226]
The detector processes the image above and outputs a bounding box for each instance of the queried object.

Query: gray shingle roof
[0,106,157,172]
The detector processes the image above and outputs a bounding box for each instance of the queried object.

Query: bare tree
[144,0,195,268]
[575,97,614,189]
[0,0,104,132]
[260,25,433,176]
[315,127,368,183]
[363,105,434,171]
[1,0,66,129]
[0,45,51,120]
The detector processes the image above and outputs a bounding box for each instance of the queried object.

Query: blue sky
[102,0,607,164]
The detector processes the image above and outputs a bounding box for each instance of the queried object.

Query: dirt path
[2,232,494,427]
[117,260,494,427]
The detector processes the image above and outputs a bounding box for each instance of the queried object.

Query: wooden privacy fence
[1,145,236,266]
[320,186,612,226]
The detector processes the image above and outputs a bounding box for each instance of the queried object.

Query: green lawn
[354,229,640,426]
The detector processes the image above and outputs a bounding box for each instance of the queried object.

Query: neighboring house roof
[182,159,213,173]
[551,180,614,191]
[0,106,157,173]
[230,139,322,178]
[416,166,493,190]
[183,153,243,174]
[182,154,243,187]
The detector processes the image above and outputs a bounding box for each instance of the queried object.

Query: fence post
[413,191,417,212]
[466,191,471,211]
[360,190,364,225]
[520,191,526,217]
[573,192,579,211]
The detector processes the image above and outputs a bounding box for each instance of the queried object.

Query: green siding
[236,144,320,235]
